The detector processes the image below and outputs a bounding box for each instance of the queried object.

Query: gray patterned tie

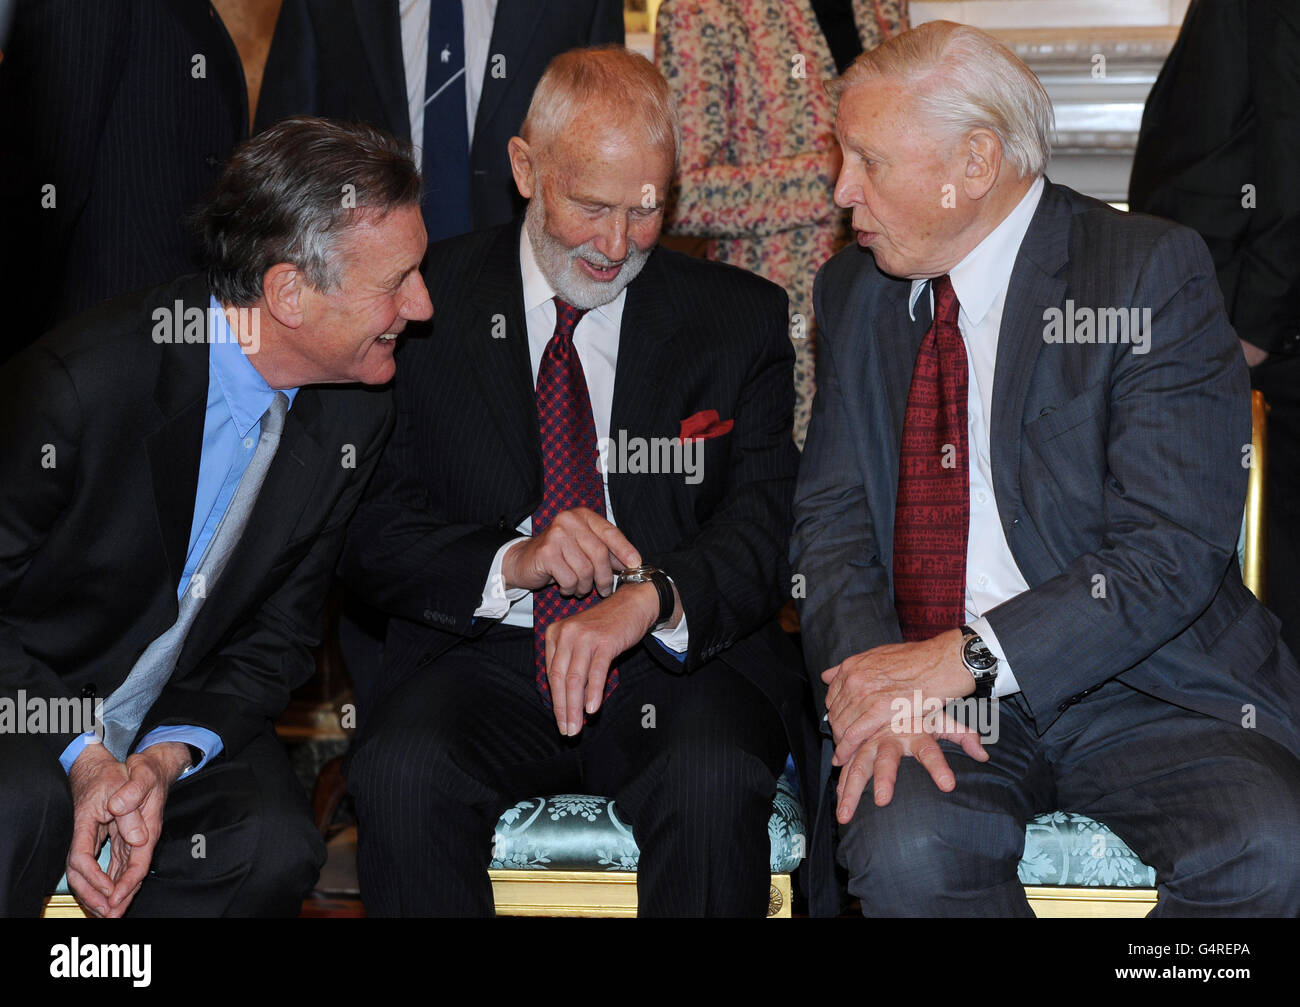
[99,392,289,759]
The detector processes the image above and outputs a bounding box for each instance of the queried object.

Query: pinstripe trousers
[346,626,788,916]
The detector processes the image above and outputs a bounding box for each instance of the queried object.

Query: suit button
[496,517,508,531]
[80,683,97,699]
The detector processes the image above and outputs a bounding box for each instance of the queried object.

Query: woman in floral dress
[656,0,908,446]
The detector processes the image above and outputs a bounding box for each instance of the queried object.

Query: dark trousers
[346,627,788,916]
[0,726,324,917]
[837,680,1300,916]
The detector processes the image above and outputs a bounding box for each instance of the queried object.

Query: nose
[404,272,434,321]
[834,165,863,210]
[596,214,628,264]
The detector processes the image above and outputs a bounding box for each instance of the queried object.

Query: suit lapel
[354,0,411,140]
[465,221,541,487]
[473,0,545,140]
[608,250,680,527]
[146,279,213,587]
[989,182,1070,534]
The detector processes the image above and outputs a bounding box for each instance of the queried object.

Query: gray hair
[194,116,422,306]
[521,45,681,170]
[827,20,1054,178]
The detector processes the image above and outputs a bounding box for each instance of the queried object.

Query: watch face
[963,636,998,673]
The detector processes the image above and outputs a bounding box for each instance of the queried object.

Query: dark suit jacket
[254,0,624,232]
[0,275,394,762]
[0,0,248,359]
[792,179,1300,913]
[339,218,822,887]
[1129,0,1300,355]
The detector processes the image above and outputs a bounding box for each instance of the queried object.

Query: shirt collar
[908,175,1046,324]
[208,295,299,438]
[519,223,627,325]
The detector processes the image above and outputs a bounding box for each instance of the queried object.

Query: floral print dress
[656,0,908,446]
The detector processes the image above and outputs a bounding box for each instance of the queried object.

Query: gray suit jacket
[791,180,1300,910]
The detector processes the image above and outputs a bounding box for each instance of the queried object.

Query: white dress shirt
[907,175,1046,697]
[472,227,690,653]
[399,0,498,155]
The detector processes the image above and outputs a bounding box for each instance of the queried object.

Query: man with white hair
[340,45,818,916]
[791,19,1300,916]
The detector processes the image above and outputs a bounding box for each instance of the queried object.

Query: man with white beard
[338,46,821,916]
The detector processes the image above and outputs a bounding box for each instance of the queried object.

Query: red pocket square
[679,409,734,441]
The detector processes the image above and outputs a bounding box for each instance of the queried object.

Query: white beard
[524,197,652,310]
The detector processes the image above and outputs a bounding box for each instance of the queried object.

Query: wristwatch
[959,624,998,699]
[614,565,676,629]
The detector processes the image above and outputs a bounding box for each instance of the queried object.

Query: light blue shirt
[60,298,299,775]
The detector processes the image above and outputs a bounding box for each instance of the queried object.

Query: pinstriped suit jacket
[340,218,821,816]
[792,180,1300,912]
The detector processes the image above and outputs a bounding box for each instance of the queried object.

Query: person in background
[655,0,907,446]
[1129,0,1300,658]
[255,0,624,244]
[0,0,250,360]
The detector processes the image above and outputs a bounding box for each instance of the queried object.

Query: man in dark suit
[0,117,431,917]
[0,0,250,360]
[255,0,624,240]
[791,20,1300,916]
[340,47,817,916]
[1129,0,1300,659]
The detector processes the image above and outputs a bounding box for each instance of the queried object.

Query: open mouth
[578,258,622,282]
[377,333,398,343]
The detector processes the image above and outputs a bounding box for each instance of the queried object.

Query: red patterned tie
[533,297,619,707]
[892,274,969,642]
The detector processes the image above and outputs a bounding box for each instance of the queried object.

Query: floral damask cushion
[1018,811,1157,887]
[489,772,807,873]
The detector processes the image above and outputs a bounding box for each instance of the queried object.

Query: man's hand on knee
[822,630,982,766]
[101,742,191,917]
[66,741,130,917]
[835,716,988,823]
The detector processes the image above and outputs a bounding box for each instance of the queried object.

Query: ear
[961,128,1003,201]
[508,136,537,201]
[261,263,306,329]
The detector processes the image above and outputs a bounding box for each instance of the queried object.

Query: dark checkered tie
[892,274,970,641]
[533,297,619,707]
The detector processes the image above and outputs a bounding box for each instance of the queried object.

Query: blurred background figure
[655,0,908,447]
[1129,0,1300,656]
[0,0,254,361]
[255,0,624,244]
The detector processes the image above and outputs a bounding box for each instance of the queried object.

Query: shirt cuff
[59,732,98,774]
[650,609,689,662]
[474,536,532,619]
[970,616,1020,698]
[135,725,223,779]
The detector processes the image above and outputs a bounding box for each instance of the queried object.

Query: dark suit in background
[254,0,624,232]
[793,181,1300,916]
[1129,0,1300,657]
[0,0,248,359]
[339,221,821,916]
[0,276,394,916]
